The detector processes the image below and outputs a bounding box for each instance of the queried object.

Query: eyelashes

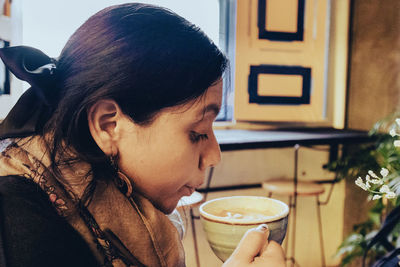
[190,131,209,143]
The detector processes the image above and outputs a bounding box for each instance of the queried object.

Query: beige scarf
[0,137,185,267]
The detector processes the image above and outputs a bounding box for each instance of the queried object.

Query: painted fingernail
[256,224,269,232]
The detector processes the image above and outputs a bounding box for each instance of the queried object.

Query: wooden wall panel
[346,0,400,130]
[234,0,330,123]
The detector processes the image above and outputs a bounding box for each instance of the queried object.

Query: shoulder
[0,175,100,267]
[0,175,57,213]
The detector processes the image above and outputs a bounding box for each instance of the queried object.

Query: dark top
[0,175,100,267]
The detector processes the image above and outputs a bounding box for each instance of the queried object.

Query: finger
[259,230,270,255]
[259,240,285,261]
[230,224,270,263]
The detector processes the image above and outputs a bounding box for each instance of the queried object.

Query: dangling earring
[109,154,133,197]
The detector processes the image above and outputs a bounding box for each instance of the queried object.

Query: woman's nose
[199,131,221,170]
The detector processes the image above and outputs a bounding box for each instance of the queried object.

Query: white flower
[394,140,400,147]
[372,179,383,185]
[380,185,391,193]
[365,174,381,185]
[368,170,379,179]
[380,168,389,178]
[385,191,396,199]
[355,177,368,191]
[372,195,382,200]
[356,119,400,201]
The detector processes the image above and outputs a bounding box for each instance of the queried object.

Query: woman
[0,3,285,267]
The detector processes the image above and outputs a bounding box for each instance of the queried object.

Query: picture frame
[248,64,311,105]
[258,0,305,41]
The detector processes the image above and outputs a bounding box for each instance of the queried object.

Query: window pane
[22,0,220,57]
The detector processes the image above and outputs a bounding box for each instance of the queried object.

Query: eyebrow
[195,103,221,122]
[202,103,221,116]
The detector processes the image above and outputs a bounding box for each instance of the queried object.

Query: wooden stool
[177,191,204,267]
[262,179,326,267]
[262,180,325,196]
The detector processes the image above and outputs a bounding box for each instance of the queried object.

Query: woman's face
[117,81,222,213]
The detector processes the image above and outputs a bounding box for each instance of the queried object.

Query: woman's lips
[183,185,195,196]
[182,179,204,197]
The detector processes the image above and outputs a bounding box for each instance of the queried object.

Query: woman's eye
[190,131,209,143]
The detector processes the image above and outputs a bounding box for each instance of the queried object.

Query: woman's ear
[87,99,122,156]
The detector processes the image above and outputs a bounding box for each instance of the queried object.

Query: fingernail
[256,224,269,232]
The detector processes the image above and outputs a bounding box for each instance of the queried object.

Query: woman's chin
[154,198,179,214]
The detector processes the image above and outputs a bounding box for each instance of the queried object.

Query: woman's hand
[222,224,286,267]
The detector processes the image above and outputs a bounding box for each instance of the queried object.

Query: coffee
[214,208,274,221]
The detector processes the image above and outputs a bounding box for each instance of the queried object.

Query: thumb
[230,224,270,263]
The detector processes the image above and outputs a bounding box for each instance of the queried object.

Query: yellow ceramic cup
[199,196,289,262]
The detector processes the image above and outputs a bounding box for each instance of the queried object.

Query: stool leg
[290,196,297,267]
[286,196,301,267]
[316,196,326,267]
[190,208,201,267]
[291,145,299,266]
[284,195,292,261]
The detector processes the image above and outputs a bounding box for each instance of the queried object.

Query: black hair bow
[0,46,58,139]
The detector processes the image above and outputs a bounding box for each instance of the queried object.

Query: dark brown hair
[43,3,227,187]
